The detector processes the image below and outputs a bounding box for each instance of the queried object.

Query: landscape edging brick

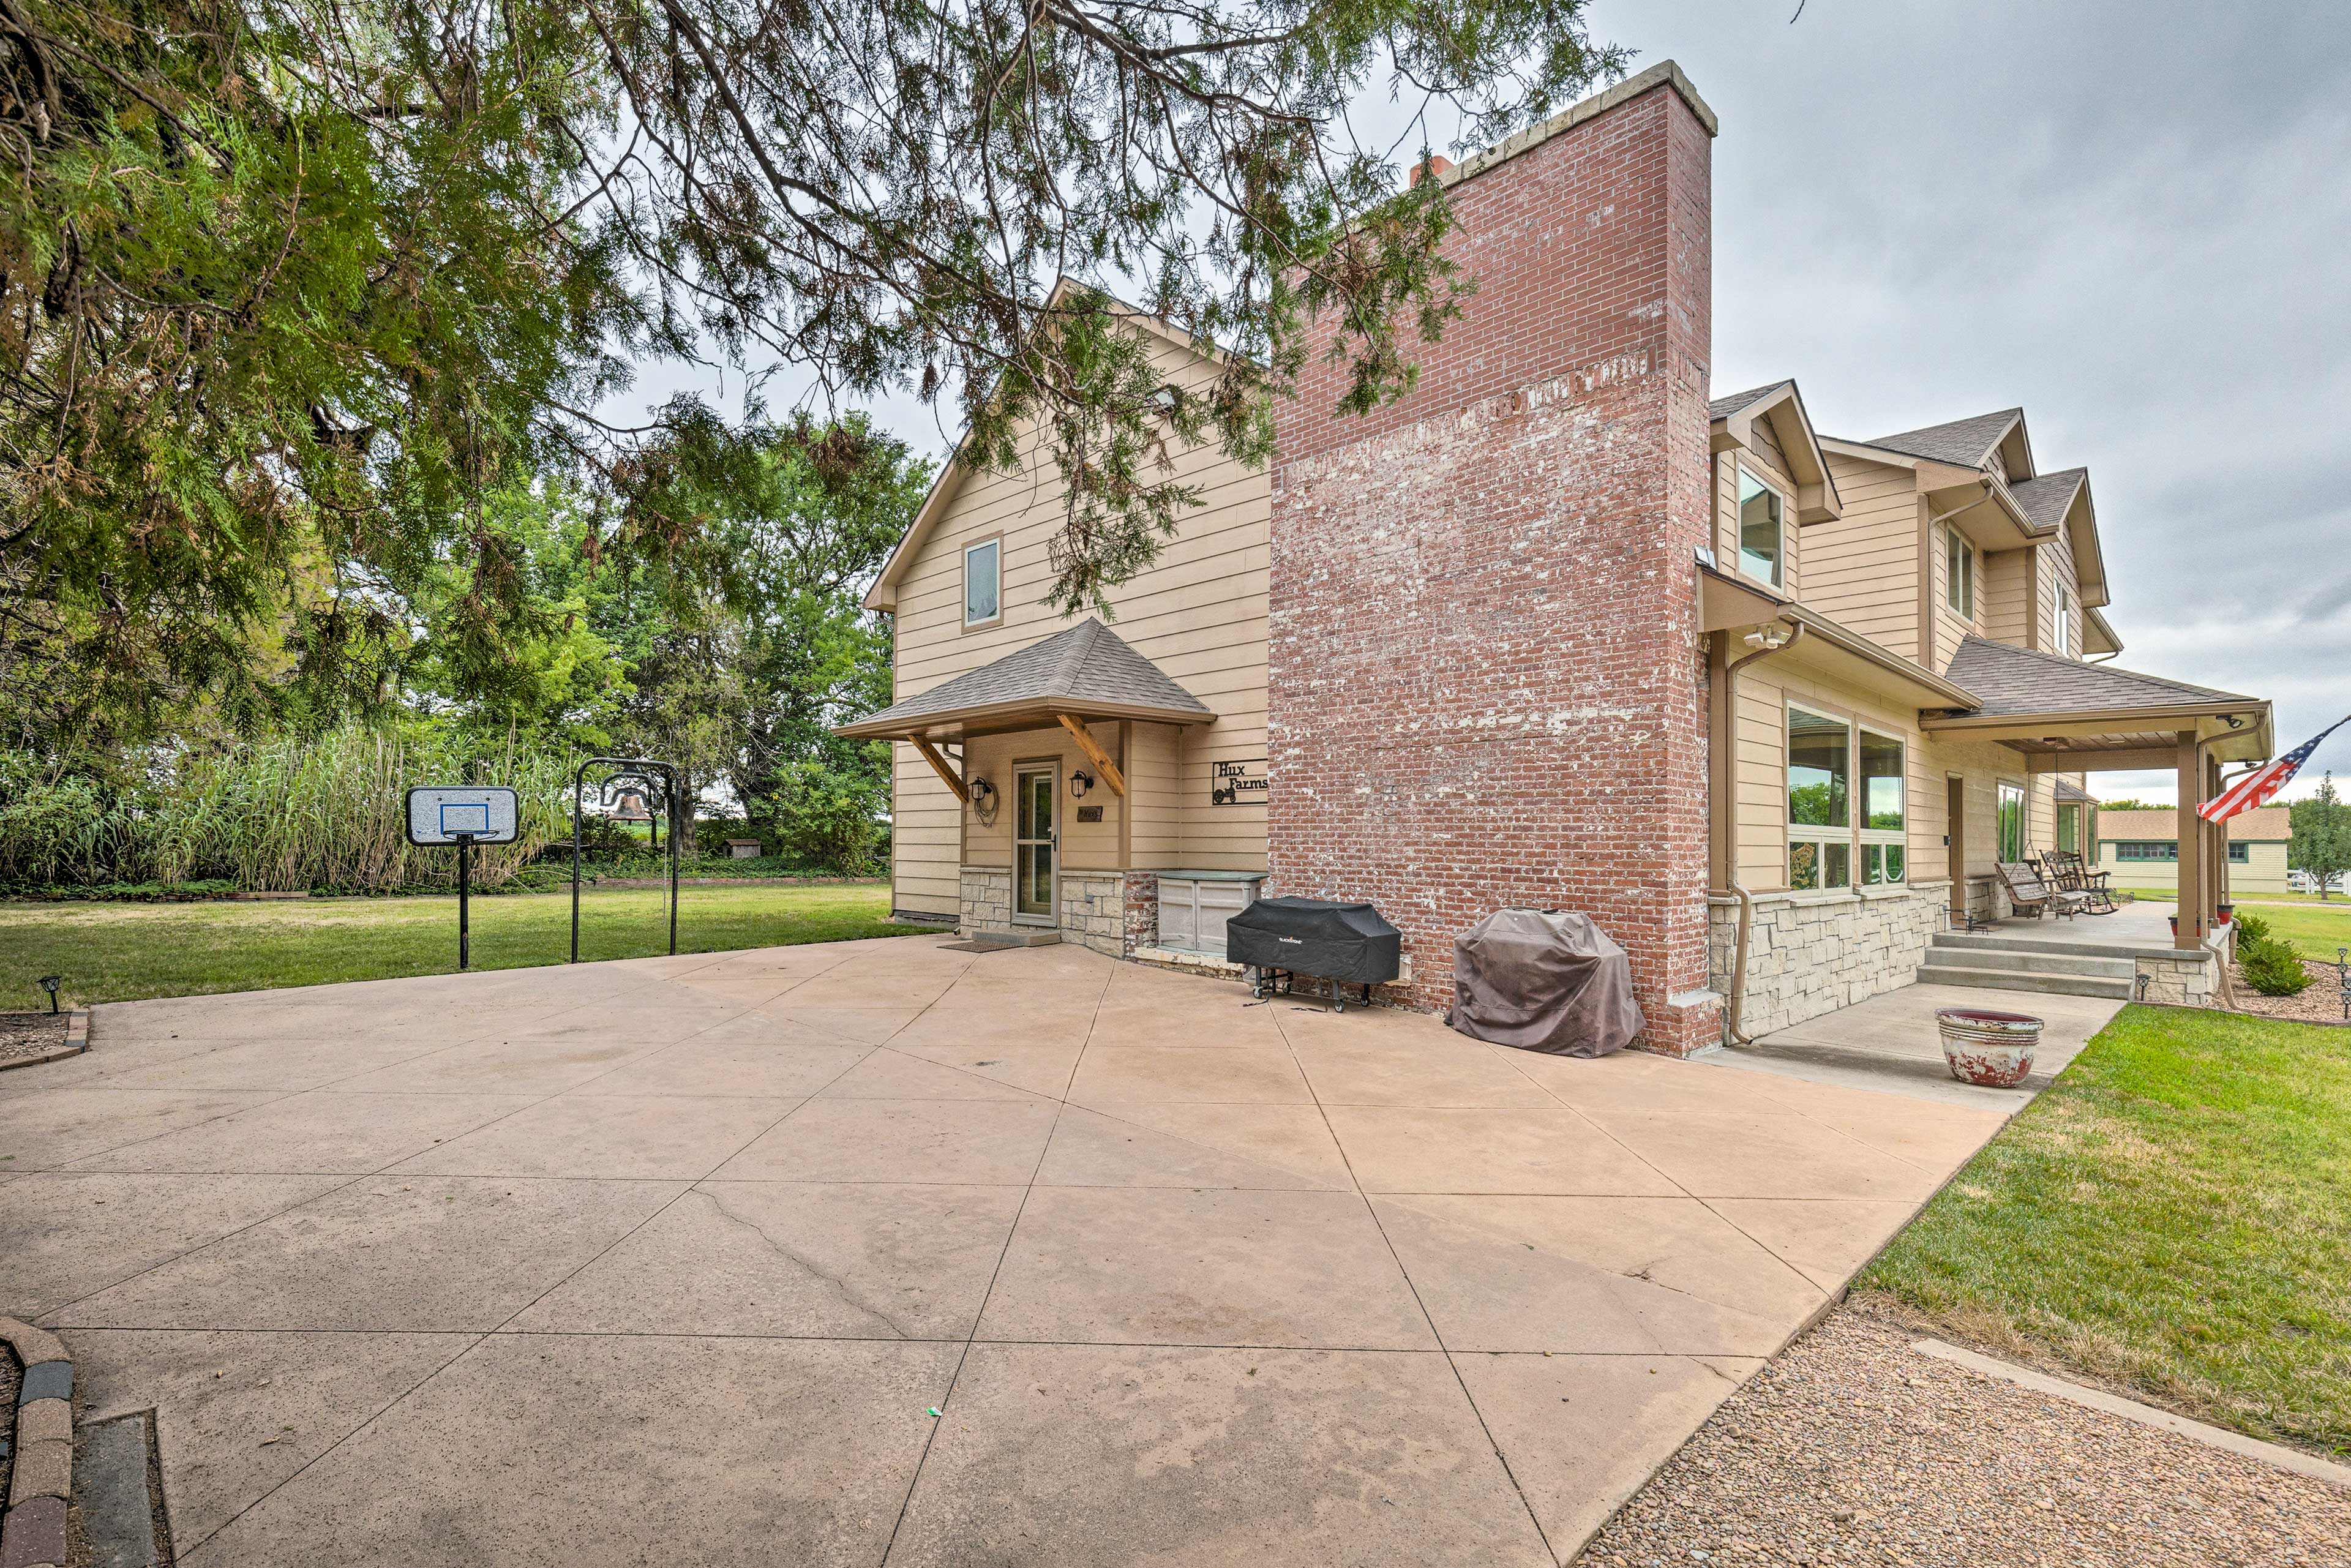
[0,1319,72,1568]
[0,1014,87,1075]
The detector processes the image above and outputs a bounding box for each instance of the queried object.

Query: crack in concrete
[692,1188,919,1340]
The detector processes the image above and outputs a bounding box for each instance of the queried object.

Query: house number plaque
[1210,759,1268,806]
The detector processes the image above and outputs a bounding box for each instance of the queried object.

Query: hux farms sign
[1211,759,1268,806]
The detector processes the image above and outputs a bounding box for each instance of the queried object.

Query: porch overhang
[833,615,1217,745]
[1918,707,2275,767]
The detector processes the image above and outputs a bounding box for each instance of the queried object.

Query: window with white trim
[963,538,1001,628]
[1859,729,1907,885]
[1788,705,1851,890]
[2053,581,2073,657]
[1738,470,1785,589]
[1946,528,1976,620]
[1997,781,2027,862]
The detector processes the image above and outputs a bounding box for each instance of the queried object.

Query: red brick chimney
[1408,154,1455,188]
[1267,62,1722,1055]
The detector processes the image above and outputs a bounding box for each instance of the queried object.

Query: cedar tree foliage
[0,0,1622,740]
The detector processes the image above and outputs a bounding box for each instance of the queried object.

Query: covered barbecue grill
[1225,897,1402,1010]
[1449,908,1644,1057]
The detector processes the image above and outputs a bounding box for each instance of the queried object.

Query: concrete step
[1914,962,2135,1000]
[1921,943,2133,979]
[1931,929,2197,962]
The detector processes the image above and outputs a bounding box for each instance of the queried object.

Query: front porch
[1922,895,2230,1007]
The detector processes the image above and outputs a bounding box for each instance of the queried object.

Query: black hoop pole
[456,833,474,971]
[571,757,682,963]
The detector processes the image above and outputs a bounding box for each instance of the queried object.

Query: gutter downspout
[1706,618,1807,1046]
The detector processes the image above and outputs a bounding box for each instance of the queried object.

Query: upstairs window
[963,538,1001,628]
[1946,528,1976,620]
[1738,470,1785,588]
[2053,582,2074,657]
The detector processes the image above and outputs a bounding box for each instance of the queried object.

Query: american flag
[2197,714,2351,823]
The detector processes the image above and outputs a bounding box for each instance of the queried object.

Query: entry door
[1014,764,1057,922]
[1946,775,1968,917]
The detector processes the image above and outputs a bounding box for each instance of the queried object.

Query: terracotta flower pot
[1935,1008,2042,1087]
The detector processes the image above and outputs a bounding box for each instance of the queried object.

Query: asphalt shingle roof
[1861,408,2023,469]
[1708,380,1793,420]
[843,617,1213,733]
[1942,636,2255,719]
[2009,468,2087,532]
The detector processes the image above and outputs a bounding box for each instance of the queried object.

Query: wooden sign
[1210,759,1268,806]
[1076,805,1104,823]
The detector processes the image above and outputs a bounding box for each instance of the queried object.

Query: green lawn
[1860,1005,2351,1457]
[2118,893,2351,959]
[0,883,924,1009]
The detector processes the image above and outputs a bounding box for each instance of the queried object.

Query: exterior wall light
[1070,770,1095,798]
[1743,625,1791,652]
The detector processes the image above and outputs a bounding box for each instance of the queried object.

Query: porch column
[2174,731,2202,950]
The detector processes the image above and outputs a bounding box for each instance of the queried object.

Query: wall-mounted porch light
[1070,770,1095,798]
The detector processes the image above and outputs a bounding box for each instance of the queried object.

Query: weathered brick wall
[1267,72,1723,1054]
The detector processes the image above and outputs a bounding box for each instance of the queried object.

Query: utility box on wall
[1156,871,1264,956]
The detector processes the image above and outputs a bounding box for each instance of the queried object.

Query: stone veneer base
[1709,883,1952,1040]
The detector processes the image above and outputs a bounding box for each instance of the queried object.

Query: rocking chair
[2041,849,2118,915]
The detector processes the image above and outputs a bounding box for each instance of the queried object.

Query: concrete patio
[2,938,2025,1566]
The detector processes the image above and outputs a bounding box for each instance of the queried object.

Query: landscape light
[37,975,61,1015]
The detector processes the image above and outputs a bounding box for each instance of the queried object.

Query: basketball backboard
[405,786,522,846]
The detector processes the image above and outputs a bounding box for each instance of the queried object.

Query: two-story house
[841,60,2273,1052]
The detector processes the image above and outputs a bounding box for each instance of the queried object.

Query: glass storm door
[1014,765,1057,921]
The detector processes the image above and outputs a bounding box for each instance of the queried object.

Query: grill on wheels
[1224,897,1403,1010]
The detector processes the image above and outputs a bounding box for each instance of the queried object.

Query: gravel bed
[0,1010,69,1066]
[2227,959,2351,1025]
[1580,1305,2350,1567]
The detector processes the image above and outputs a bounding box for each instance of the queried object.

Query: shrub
[2233,911,2273,947]
[2240,936,2314,997]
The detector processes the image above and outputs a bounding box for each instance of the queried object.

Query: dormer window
[1738,470,1785,588]
[1946,528,1976,620]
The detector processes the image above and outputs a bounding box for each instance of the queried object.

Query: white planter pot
[1934,1008,2043,1087]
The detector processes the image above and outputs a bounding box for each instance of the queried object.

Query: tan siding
[890,747,962,918]
[1983,546,2033,648]
[1802,456,1920,659]
[879,327,1269,923]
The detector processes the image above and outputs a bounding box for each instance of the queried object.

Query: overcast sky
[637,2,2351,806]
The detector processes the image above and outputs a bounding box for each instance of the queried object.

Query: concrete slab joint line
[0,1317,74,1568]
[1909,1338,2351,1491]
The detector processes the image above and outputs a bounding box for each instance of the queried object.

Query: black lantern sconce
[37,974,61,1015]
[969,776,998,826]
[1070,770,1095,798]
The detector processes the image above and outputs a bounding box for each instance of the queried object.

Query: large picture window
[963,538,1001,628]
[1788,705,1851,890]
[1739,470,1785,588]
[1860,730,1907,885]
[1997,781,2027,862]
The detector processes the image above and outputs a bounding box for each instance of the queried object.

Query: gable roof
[1709,381,1793,421]
[835,617,1213,739]
[2009,468,2087,531]
[2095,806,2292,843]
[1941,636,2255,719]
[1865,408,2025,470]
[1709,378,1841,522]
[863,280,1233,612]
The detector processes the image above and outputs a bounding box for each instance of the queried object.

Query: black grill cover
[1449,909,1644,1057]
[1225,898,1403,985]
